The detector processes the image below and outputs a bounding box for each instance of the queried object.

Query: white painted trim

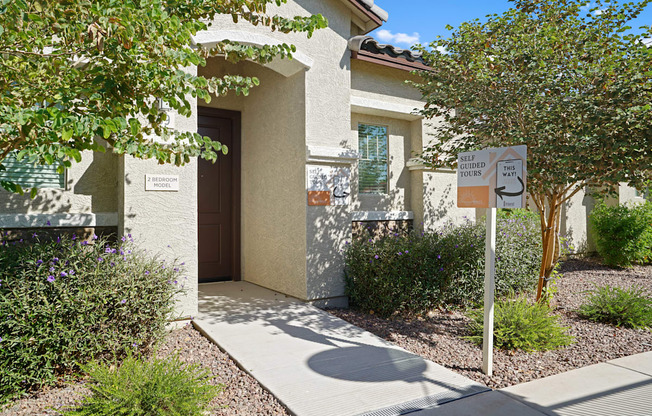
[406,158,427,171]
[407,158,455,173]
[352,211,414,221]
[0,213,118,228]
[351,95,423,121]
[192,30,313,77]
[307,146,359,165]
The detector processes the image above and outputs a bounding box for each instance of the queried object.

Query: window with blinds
[0,153,65,189]
[358,123,388,194]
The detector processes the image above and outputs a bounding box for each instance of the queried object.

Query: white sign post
[457,145,527,376]
[483,207,496,376]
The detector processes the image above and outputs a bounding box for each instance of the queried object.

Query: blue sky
[369,0,652,48]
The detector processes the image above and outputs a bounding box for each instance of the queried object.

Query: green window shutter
[358,124,388,194]
[0,154,65,189]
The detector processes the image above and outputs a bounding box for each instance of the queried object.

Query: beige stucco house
[0,0,646,318]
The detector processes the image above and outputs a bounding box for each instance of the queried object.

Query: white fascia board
[0,213,118,228]
[352,211,414,221]
[192,30,313,77]
[307,146,359,165]
[351,95,423,121]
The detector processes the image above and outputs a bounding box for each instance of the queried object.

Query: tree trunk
[535,193,563,302]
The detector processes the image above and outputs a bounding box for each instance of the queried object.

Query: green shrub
[466,297,574,351]
[0,233,185,404]
[496,208,541,223]
[344,210,541,317]
[590,200,652,267]
[578,285,652,329]
[63,353,221,416]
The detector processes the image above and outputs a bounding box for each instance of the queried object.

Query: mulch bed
[328,258,652,389]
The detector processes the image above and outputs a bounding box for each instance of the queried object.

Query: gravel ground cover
[1,324,290,416]
[3,259,650,414]
[328,258,652,389]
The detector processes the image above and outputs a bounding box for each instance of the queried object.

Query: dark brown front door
[198,108,241,282]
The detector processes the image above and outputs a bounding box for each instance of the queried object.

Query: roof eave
[352,50,431,72]
[344,0,387,34]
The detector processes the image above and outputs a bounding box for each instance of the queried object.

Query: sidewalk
[194,281,652,416]
[415,352,652,415]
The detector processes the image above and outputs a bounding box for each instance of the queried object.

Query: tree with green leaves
[0,0,327,195]
[412,0,652,301]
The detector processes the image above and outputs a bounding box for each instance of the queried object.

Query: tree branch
[0,49,85,57]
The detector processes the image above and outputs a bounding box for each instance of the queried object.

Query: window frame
[357,122,389,195]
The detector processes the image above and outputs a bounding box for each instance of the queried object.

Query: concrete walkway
[195,281,652,416]
[195,282,489,416]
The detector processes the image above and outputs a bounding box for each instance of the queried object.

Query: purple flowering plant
[0,231,187,401]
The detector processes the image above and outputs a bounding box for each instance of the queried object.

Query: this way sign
[457,145,527,209]
[456,145,527,377]
[496,159,524,208]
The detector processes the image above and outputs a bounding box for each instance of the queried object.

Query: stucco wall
[118,156,199,317]
[559,187,597,253]
[351,59,423,104]
[560,183,648,254]
[199,0,353,147]
[299,0,354,304]
[422,171,476,230]
[198,0,354,302]
[306,206,350,304]
[200,58,309,300]
[0,150,118,219]
[413,117,477,230]
[118,66,200,319]
[619,183,648,206]
[350,61,475,231]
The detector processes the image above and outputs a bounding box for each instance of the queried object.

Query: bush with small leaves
[590,200,652,267]
[466,297,574,351]
[578,285,652,329]
[63,353,221,416]
[0,233,185,404]
[344,210,541,317]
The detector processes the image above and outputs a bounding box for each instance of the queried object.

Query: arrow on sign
[495,176,524,200]
[333,186,350,199]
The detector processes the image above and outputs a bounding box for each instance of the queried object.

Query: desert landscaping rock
[329,258,652,389]
[2,259,650,414]
[1,324,290,416]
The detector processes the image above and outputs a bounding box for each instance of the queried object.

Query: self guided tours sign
[456,145,527,377]
[457,145,527,209]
